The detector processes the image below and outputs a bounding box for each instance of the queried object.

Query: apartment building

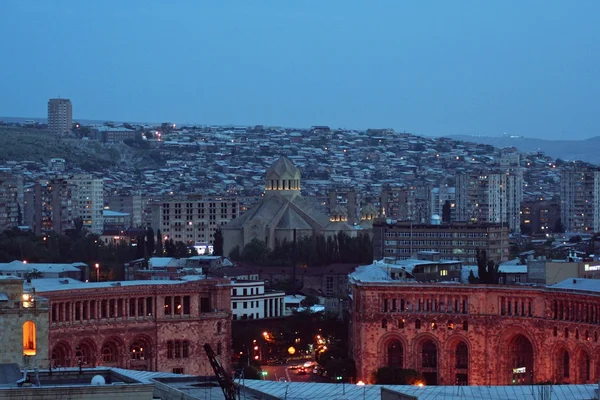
[373,220,510,263]
[24,178,77,235]
[560,166,600,233]
[47,98,72,137]
[150,195,239,245]
[455,169,522,232]
[0,170,23,231]
[520,198,561,234]
[380,184,432,223]
[106,193,144,227]
[430,185,456,221]
[68,174,104,234]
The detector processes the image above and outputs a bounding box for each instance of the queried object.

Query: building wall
[68,174,104,234]
[373,221,510,264]
[230,281,285,320]
[47,98,72,137]
[351,282,600,385]
[150,196,239,246]
[0,171,23,231]
[0,277,49,369]
[35,279,231,376]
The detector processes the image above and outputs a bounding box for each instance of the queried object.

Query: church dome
[265,157,301,191]
[266,157,301,180]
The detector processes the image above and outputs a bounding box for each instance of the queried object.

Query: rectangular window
[164,296,172,315]
[146,297,153,316]
[243,302,248,309]
[174,296,182,315]
[243,288,247,296]
[183,296,190,315]
[182,341,189,358]
[200,296,210,312]
[233,302,237,309]
[167,341,174,359]
[174,341,181,359]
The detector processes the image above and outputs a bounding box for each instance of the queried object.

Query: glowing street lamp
[95,263,100,282]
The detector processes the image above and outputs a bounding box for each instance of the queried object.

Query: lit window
[23,321,37,355]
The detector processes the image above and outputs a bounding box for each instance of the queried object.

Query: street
[260,361,328,383]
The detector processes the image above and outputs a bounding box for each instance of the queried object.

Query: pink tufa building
[26,277,231,376]
[350,265,600,386]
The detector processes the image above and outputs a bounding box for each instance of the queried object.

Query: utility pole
[292,229,297,294]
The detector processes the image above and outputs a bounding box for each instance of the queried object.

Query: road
[261,362,325,383]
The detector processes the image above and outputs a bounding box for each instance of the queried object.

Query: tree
[213,228,224,256]
[476,249,499,284]
[165,239,176,257]
[442,200,451,223]
[467,270,478,284]
[146,227,155,256]
[553,218,565,233]
[24,269,43,280]
[156,229,163,256]
[374,367,424,385]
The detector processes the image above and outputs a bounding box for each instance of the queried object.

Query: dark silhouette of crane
[203,343,238,400]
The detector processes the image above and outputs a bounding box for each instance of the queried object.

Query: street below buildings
[260,361,328,383]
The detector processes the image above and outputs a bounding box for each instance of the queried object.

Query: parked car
[296,367,307,375]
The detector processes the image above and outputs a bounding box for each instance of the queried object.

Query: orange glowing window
[23,321,36,356]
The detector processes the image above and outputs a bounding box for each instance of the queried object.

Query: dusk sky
[1,1,598,139]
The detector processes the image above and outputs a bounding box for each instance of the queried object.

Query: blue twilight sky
[0,1,598,139]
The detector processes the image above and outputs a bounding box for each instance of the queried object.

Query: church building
[222,157,358,255]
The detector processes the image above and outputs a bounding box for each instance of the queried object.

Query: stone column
[79,302,84,322]
[60,302,65,322]
[134,298,139,318]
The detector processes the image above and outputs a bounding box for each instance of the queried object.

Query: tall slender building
[0,169,24,231]
[47,98,72,137]
[560,165,600,233]
[456,170,522,232]
[68,174,104,234]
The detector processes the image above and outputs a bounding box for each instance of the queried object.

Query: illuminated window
[23,321,37,355]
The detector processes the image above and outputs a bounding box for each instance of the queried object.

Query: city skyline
[1,1,599,140]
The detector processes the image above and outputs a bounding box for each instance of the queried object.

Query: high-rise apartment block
[47,98,72,137]
[24,178,77,235]
[455,169,523,232]
[380,184,432,223]
[0,170,24,231]
[430,185,456,221]
[150,195,239,245]
[520,198,561,234]
[106,193,144,228]
[373,220,510,263]
[560,165,600,233]
[68,174,104,234]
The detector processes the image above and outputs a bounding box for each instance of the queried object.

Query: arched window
[462,321,468,331]
[382,319,388,329]
[387,340,403,367]
[565,328,569,338]
[553,327,558,337]
[563,352,570,378]
[585,330,589,341]
[23,321,36,356]
[447,320,454,330]
[421,340,437,368]
[102,345,115,362]
[595,331,598,342]
[456,342,468,369]
[398,319,405,329]
[415,319,421,329]
[575,329,579,339]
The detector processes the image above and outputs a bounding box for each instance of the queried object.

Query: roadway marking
[285,368,292,382]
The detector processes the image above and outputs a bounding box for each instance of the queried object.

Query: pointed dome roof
[361,203,378,217]
[331,204,347,216]
[266,157,301,180]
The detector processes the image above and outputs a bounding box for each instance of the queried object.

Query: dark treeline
[0,226,196,280]
[229,231,373,267]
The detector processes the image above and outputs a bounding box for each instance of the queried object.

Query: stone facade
[0,276,49,369]
[28,278,231,376]
[350,280,600,385]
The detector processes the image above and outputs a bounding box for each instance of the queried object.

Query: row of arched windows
[552,326,598,342]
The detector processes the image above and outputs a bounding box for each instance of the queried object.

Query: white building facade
[230,280,285,320]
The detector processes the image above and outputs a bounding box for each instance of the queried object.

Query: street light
[95,263,99,282]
